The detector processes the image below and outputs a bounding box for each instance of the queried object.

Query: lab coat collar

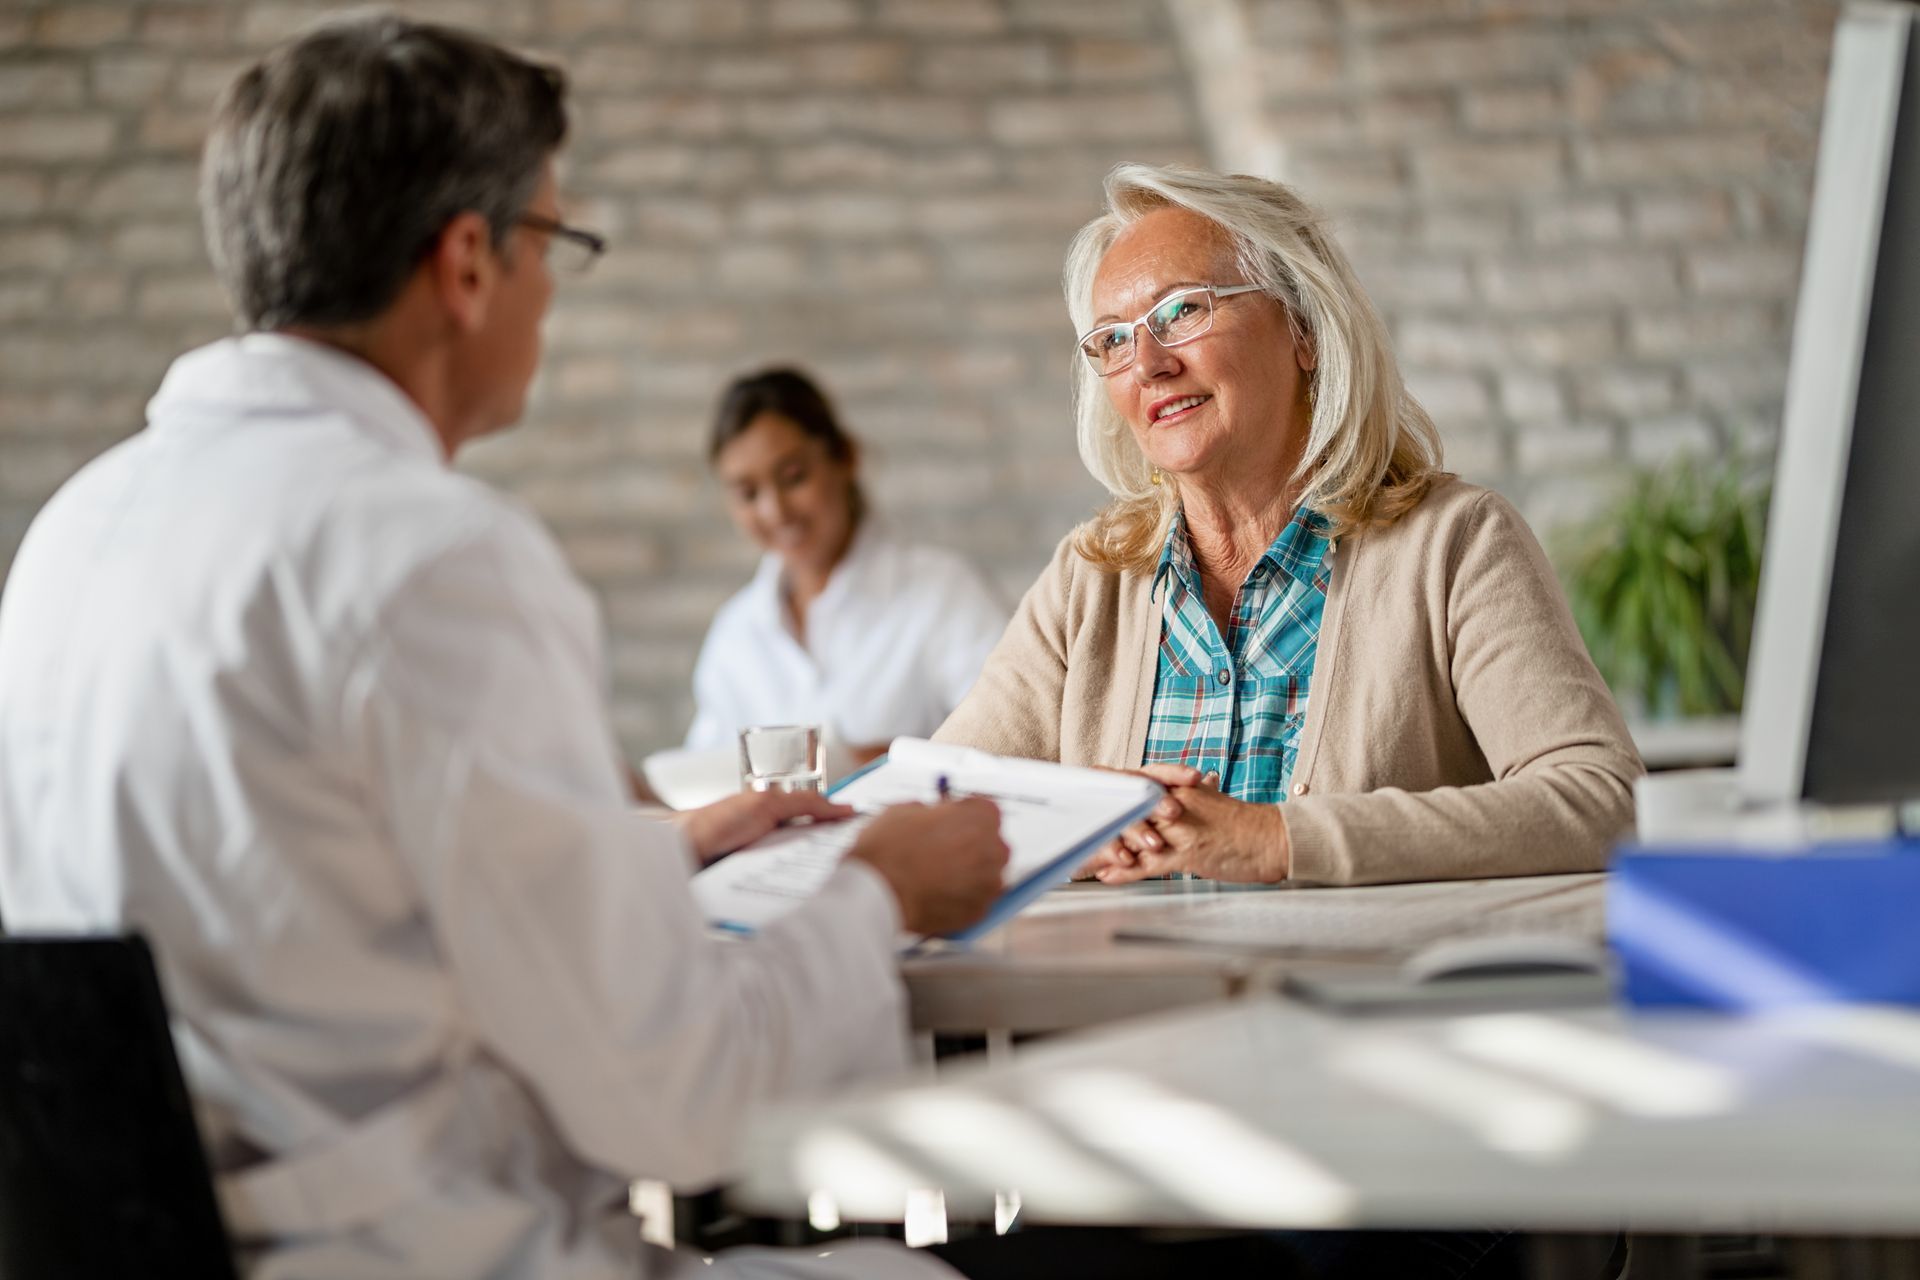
[815,514,885,614]
[747,515,888,638]
[147,333,446,465]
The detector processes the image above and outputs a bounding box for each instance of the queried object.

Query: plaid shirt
[1141,506,1332,804]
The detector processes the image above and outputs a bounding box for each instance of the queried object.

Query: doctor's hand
[675,790,856,866]
[849,798,1009,936]
[1095,786,1290,885]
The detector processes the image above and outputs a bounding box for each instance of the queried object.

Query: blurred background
[0,0,1834,757]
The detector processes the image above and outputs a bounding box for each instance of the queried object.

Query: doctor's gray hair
[201,13,567,331]
[1062,163,1444,572]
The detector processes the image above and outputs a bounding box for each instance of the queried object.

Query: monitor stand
[1634,768,1914,847]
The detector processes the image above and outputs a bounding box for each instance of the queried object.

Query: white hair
[1062,162,1444,570]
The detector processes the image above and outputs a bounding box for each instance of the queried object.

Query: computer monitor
[1740,2,1920,808]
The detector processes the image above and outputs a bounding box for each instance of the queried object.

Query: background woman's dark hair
[709,366,868,522]
[707,367,857,464]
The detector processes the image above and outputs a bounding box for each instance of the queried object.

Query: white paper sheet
[690,739,1162,939]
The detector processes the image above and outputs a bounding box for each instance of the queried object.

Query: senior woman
[936,163,1642,886]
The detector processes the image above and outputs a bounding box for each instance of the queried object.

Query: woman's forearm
[1280,760,1635,886]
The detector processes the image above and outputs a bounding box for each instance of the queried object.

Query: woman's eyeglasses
[1076,283,1265,377]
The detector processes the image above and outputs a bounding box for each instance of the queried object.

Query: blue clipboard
[767,751,1164,945]
[943,787,1161,943]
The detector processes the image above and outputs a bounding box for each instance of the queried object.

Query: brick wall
[0,0,1208,756]
[0,0,1837,758]
[1216,0,1837,530]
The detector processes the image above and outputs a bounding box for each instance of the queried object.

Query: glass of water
[738,724,824,793]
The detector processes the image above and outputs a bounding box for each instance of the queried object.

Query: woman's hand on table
[1071,763,1202,880]
[1095,775,1291,884]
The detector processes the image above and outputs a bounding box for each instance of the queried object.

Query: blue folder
[1609,839,1920,1009]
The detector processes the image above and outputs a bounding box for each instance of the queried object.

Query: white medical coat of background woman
[686,522,1008,753]
[0,335,957,1280]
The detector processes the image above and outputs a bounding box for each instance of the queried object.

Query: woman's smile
[1147,393,1212,426]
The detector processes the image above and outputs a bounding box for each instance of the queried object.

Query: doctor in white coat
[0,16,1009,1280]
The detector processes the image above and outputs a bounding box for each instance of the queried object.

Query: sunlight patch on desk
[995,1190,1022,1235]
[875,1087,1144,1214]
[904,1188,947,1247]
[1336,1040,1593,1159]
[1448,1014,1743,1117]
[792,1128,929,1221]
[1772,1006,1920,1074]
[1030,1069,1357,1225]
[630,1179,675,1249]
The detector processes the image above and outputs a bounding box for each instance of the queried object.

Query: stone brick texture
[1235,0,1835,533]
[0,0,1834,758]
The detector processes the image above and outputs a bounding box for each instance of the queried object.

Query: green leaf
[1553,450,1771,718]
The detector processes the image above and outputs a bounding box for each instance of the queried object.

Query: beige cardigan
[936,476,1643,885]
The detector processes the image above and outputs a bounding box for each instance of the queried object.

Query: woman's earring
[1306,373,1319,413]
[1150,467,1163,486]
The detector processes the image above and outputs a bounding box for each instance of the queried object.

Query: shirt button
[1292,782,1308,796]
[1215,667,1232,687]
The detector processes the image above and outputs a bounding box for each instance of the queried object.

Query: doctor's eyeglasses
[517,213,606,275]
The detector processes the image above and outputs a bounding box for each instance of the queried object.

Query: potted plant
[1558,453,1770,728]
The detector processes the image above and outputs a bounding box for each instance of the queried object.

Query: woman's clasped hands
[1085,764,1291,885]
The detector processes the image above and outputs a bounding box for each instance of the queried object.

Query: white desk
[901,880,1283,1036]
[734,994,1920,1249]
[901,873,1607,1035]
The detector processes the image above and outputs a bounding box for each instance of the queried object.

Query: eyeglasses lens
[552,235,597,274]
[1149,291,1213,345]
[1080,289,1215,375]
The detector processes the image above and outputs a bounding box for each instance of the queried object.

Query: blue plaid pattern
[1141,506,1331,804]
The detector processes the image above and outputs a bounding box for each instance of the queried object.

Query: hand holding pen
[847,789,1006,935]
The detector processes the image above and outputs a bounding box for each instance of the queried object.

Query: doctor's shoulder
[324,465,590,618]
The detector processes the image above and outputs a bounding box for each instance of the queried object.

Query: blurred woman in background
[686,367,1008,768]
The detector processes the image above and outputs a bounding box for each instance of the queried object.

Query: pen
[935,773,950,802]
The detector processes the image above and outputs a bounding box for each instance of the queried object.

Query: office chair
[0,935,239,1280]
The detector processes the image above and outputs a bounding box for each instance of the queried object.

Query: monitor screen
[1741,4,1920,807]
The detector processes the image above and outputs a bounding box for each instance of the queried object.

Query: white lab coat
[685,524,1008,753]
[0,335,957,1280]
